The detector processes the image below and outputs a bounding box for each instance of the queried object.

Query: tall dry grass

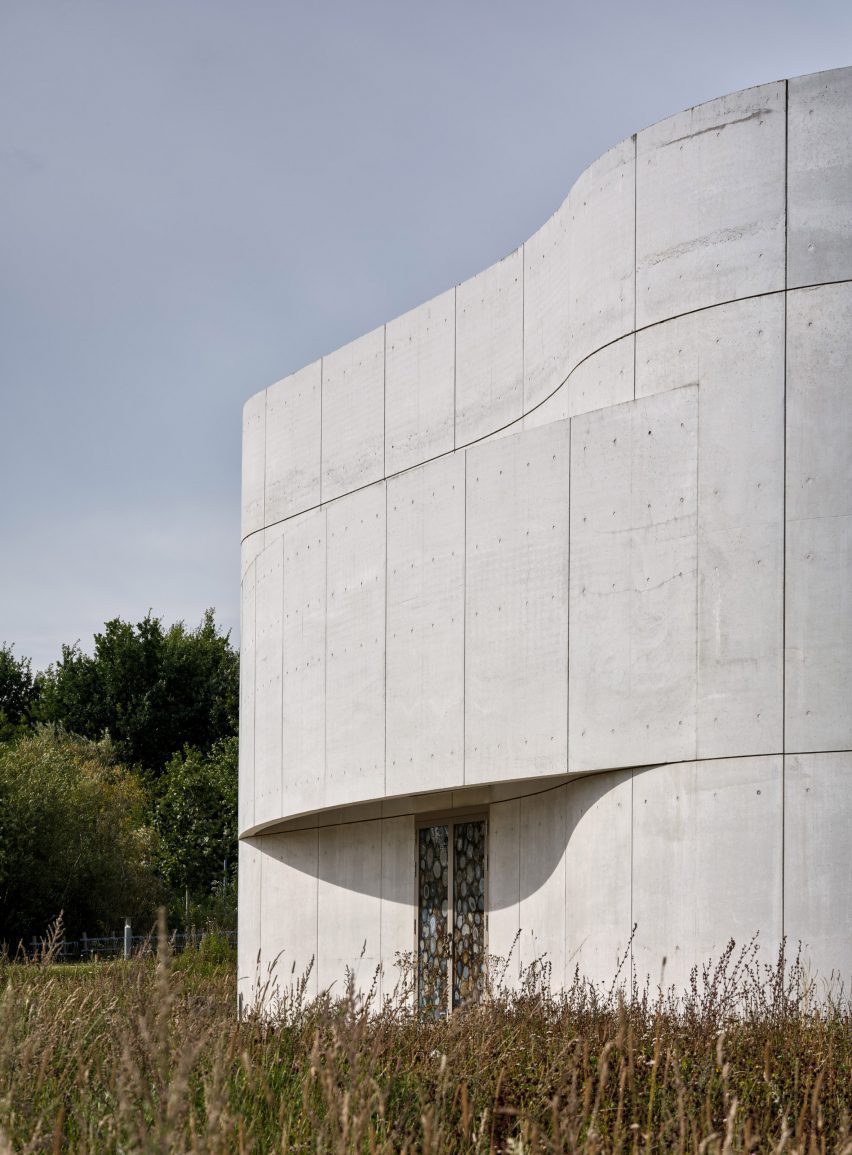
[0,921,848,1153]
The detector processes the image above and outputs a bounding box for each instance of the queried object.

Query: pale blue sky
[1,0,850,669]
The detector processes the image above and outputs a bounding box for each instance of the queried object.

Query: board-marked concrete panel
[385,289,455,475]
[466,422,570,782]
[569,387,698,771]
[265,360,321,524]
[386,454,465,795]
[325,484,386,807]
[455,250,523,445]
[321,327,385,503]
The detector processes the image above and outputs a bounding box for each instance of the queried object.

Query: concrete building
[238,67,851,1011]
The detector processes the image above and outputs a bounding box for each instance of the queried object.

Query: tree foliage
[0,610,240,939]
[0,643,39,742]
[38,609,239,777]
[153,737,238,898]
[0,727,163,946]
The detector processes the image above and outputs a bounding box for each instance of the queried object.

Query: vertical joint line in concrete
[314,827,320,997]
[257,843,263,989]
[695,375,701,761]
[561,790,567,991]
[382,323,388,798]
[784,80,790,293]
[521,243,526,414]
[252,556,258,832]
[453,286,458,451]
[566,419,571,769]
[378,825,384,1001]
[633,132,638,401]
[323,505,328,790]
[383,480,388,796]
[517,799,522,975]
[781,79,789,940]
[262,389,268,530]
[462,448,467,784]
[284,531,287,803]
[319,358,324,506]
[629,770,634,980]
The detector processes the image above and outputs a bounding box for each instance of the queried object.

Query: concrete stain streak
[660,108,774,147]
[641,222,769,268]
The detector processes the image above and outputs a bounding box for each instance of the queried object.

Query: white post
[123,918,131,960]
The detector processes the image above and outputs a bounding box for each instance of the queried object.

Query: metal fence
[24,927,237,962]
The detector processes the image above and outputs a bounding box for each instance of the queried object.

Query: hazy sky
[1,0,850,670]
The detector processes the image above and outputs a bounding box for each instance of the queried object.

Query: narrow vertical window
[417,824,448,1010]
[417,816,487,1013]
[452,819,486,1007]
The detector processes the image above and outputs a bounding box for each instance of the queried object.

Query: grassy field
[0,930,849,1153]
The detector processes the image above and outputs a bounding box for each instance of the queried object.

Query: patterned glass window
[417,825,448,1010]
[417,818,486,1013]
[452,820,486,1007]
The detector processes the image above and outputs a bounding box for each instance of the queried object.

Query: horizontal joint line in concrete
[241,276,852,549]
[237,749,852,838]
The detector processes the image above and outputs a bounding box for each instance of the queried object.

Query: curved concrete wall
[239,67,852,1005]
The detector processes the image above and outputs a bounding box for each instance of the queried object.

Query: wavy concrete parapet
[239,68,851,1001]
[242,73,850,540]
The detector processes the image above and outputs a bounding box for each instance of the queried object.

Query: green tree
[0,643,39,742]
[38,609,239,777]
[153,737,238,920]
[0,727,163,946]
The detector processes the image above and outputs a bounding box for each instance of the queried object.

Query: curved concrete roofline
[240,68,788,419]
[240,69,845,546]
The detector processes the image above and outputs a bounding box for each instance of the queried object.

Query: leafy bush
[0,727,163,946]
[152,737,238,911]
[1,612,240,936]
[0,642,38,742]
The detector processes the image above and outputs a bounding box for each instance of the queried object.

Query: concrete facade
[239,68,852,1009]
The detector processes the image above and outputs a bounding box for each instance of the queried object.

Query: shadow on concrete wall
[251,767,633,912]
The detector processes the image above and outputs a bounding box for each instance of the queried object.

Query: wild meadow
[0,923,848,1154]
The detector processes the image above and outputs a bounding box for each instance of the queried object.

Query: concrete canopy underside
[239,67,852,1006]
